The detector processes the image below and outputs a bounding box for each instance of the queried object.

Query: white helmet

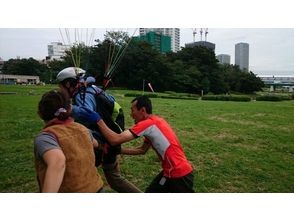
[56,67,86,82]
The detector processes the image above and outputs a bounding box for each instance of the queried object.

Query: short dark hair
[131,95,152,114]
[38,90,71,121]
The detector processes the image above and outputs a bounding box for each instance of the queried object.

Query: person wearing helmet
[57,67,141,193]
[56,67,85,97]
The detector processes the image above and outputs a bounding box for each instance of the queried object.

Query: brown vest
[35,120,103,192]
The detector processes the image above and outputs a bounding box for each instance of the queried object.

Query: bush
[281,96,292,101]
[255,94,293,101]
[124,93,158,98]
[124,92,199,100]
[255,95,284,101]
[201,95,251,102]
[164,91,177,95]
[160,95,199,100]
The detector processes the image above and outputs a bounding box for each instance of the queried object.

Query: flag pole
[142,79,145,95]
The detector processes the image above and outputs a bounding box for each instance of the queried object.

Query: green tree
[115,41,169,90]
[2,58,47,76]
[168,60,201,93]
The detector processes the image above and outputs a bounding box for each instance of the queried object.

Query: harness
[74,85,116,127]
[73,84,124,166]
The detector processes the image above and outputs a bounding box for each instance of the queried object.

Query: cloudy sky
[1,28,293,76]
[1,1,293,76]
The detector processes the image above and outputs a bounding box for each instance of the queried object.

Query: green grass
[1,85,294,192]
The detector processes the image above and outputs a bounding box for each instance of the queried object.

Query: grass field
[0,84,293,192]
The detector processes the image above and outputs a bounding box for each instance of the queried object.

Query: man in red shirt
[80,95,194,192]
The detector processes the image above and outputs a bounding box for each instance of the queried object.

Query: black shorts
[145,171,195,193]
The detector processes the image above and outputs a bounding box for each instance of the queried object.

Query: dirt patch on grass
[213,131,238,141]
[209,115,268,128]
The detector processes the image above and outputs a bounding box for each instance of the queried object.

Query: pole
[142,79,145,95]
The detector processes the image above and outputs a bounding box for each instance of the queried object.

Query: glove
[79,107,102,123]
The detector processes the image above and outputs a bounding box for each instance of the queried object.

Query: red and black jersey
[129,115,193,178]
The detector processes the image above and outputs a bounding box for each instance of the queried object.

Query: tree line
[2,31,264,94]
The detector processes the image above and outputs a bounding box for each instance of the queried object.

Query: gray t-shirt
[34,130,94,161]
[34,132,61,160]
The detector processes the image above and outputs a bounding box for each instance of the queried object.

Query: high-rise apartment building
[235,42,249,71]
[133,31,171,53]
[0,57,4,73]
[47,42,68,60]
[185,41,215,51]
[217,54,231,65]
[139,28,180,52]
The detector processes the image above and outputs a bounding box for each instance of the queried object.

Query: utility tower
[204,28,208,41]
[192,28,197,42]
[200,28,203,41]
[193,28,208,41]
[186,28,214,51]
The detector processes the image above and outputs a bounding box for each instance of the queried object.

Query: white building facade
[139,28,180,52]
[47,42,68,60]
[235,42,249,71]
[216,54,231,64]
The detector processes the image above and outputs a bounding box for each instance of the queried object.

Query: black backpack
[73,85,124,131]
[73,85,124,166]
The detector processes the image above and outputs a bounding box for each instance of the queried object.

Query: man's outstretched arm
[97,119,135,146]
[78,107,135,146]
[121,141,151,155]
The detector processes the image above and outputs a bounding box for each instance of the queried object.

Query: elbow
[58,160,66,173]
[53,155,66,171]
[107,133,124,146]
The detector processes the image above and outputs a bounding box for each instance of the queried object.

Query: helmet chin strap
[63,81,74,98]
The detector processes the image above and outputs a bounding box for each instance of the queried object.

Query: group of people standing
[34,67,194,193]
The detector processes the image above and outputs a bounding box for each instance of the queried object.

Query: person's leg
[145,171,168,193]
[102,159,142,193]
[167,172,195,193]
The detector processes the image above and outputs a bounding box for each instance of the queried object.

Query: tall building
[0,57,4,73]
[235,42,249,71]
[185,41,215,51]
[139,28,180,52]
[133,32,171,53]
[47,42,68,60]
[217,54,231,65]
